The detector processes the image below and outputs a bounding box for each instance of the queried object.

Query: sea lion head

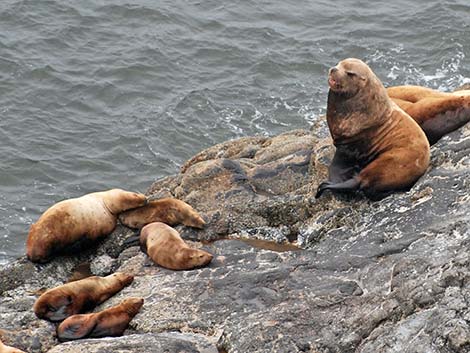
[108,272,134,287]
[326,58,392,140]
[328,58,376,97]
[103,189,147,215]
[119,198,206,229]
[26,224,54,263]
[181,248,213,269]
[178,203,206,229]
[121,297,144,316]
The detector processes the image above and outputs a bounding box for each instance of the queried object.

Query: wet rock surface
[0,123,469,353]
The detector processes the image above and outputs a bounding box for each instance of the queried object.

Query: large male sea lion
[26,189,148,263]
[388,85,470,144]
[33,272,134,322]
[316,58,430,199]
[119,198,205,229]
[0,340,25,353]
[140,222,213,270]
[57,297,144,341]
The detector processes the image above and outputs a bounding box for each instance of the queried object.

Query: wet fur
[140,222,213,270]
[57,298,144,341]
[33,273,134,322]
[119,198,205,229]
[316,58,430,199]
[388,85,470,145]
[26,189,147,263]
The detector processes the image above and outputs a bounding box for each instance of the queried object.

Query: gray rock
[46,333,219,353]
[0,122,469,353]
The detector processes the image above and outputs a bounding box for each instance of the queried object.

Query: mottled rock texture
[0,122,469,353]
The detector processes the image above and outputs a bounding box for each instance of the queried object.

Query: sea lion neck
[326,81,393,144]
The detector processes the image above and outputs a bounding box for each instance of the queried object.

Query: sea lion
[56,297,144,342]
[388,85,470,144]
[140,222,213,270]
[118,198,205,229]
[0,340,25,353]
[26,189,148,263]
[33,272,134,322]
[316,58,430,199]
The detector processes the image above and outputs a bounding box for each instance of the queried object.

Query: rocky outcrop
[0,121,469,353]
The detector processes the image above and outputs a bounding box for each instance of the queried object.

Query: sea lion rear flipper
[89,314,128,338]
[420,106,470,145]
[57,315,97,341]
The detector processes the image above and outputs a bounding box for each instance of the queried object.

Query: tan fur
[33,272,134,322]
[388,85,470,144]
[140,222,213,270]
[57,297,144,341]
[317,58,430,198]
[26,189,147,263]
[0,340,25,353]
[119,198,205,229]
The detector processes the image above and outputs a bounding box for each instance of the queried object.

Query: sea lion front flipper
[57,314,97,342]
[315,178,360,198]
[45,295,73,322]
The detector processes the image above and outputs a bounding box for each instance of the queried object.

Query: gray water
[1,0,469,264]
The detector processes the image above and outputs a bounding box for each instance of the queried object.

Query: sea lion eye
[346,71,357,77]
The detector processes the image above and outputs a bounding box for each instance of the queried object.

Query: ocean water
[0,0,469,264]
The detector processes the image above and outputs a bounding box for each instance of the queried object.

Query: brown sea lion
[316,58,430,199]
[388,85,470,144]
[119,198,205,229]
[0,340,25,353]
[140,222,213,270]
[56,297,144,342]
[26,189,148,263]
[33,272,134,322]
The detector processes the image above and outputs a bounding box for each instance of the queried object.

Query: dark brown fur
[57,297,144,341]
[140,222,213,270]
[388,85,470,145]
[33,273,134,322]
[316,58,430,199]
[119,198,205,229]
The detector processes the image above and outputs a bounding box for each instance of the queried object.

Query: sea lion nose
[329,67,338,75]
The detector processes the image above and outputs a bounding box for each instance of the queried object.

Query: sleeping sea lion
[316,58,430,199]
[140,222,213,270]
[57,297,144,341]
[26,189,148,263]
[33,272,133,322]
[119,198,205,229]
[388,85,470,144]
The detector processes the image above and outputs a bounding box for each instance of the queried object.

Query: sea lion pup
[119,198,205,229]
[56,297,144,342]
[33,272,134,322]
[26,189,148,263]
[388,85,470,145]
[316,58,430,199]
[0,340,26,353]
[140,222,213,270]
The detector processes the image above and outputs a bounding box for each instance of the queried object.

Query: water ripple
[0,0,469,263]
